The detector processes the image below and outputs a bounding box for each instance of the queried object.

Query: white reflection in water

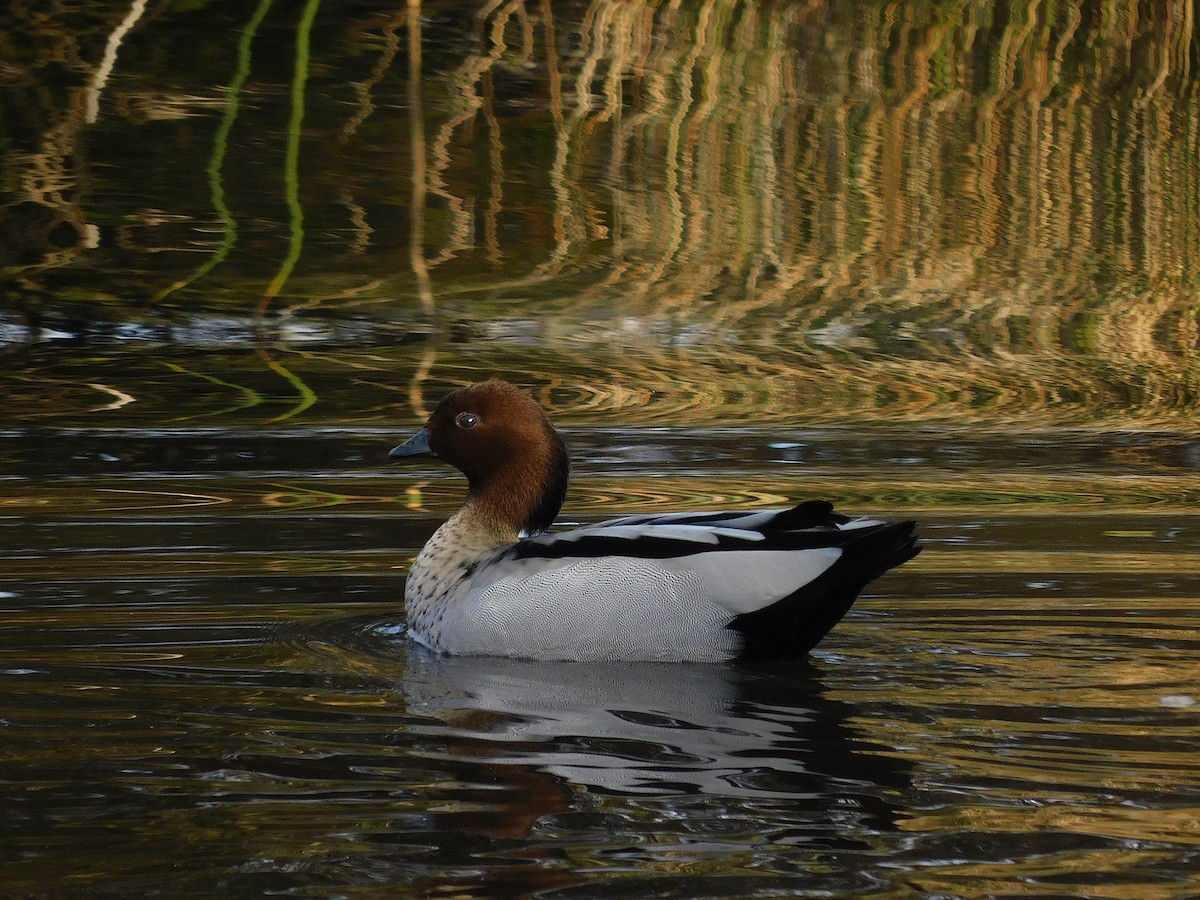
[399,648,903,801]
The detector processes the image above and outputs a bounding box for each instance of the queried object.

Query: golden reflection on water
[389,0,1200,428]
[4,1,1200,429]
[5,471,1200,523]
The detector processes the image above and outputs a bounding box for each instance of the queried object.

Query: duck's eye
[455,412,479,430]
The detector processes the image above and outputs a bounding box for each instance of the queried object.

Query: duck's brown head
[390,380,570,535]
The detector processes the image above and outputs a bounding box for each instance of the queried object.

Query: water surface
[3,1,1200,896]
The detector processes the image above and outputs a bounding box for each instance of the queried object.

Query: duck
[389,379,920,662]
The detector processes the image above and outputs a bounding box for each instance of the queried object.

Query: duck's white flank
[390,380,920,662]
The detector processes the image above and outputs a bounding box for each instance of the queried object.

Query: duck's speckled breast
[403,508,512,651]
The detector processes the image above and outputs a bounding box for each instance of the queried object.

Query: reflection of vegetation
[153,0,273,304]
[3,1,1200,429]
[84,0,149,124]
[257,349,318,422]
[261,0,321,311]
[160,361,265,419]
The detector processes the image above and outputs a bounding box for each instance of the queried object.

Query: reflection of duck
[398,648,910,819]
[390,380,919,661]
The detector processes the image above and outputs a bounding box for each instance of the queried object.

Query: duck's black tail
[728,518,920,661]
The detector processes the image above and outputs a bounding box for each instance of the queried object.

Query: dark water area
[3,1,1200,896]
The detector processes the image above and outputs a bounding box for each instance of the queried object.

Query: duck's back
[424,500,919,662]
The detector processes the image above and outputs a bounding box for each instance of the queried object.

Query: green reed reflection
[153,0,273,304]
[261,0,322,311]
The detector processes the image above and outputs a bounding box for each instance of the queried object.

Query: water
[4,1,1200,896]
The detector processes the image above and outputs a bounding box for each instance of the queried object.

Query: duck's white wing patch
[437,546,842,661]
[538,523,765,545]
[593,509,784,530]
[837,516,885,530]
[525,525,768,554]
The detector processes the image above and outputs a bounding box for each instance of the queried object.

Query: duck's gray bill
[389,427,432,459]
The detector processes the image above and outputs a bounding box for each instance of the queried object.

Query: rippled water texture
[3,1,1200,896]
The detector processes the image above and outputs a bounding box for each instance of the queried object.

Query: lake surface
[3,1,1200,896]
